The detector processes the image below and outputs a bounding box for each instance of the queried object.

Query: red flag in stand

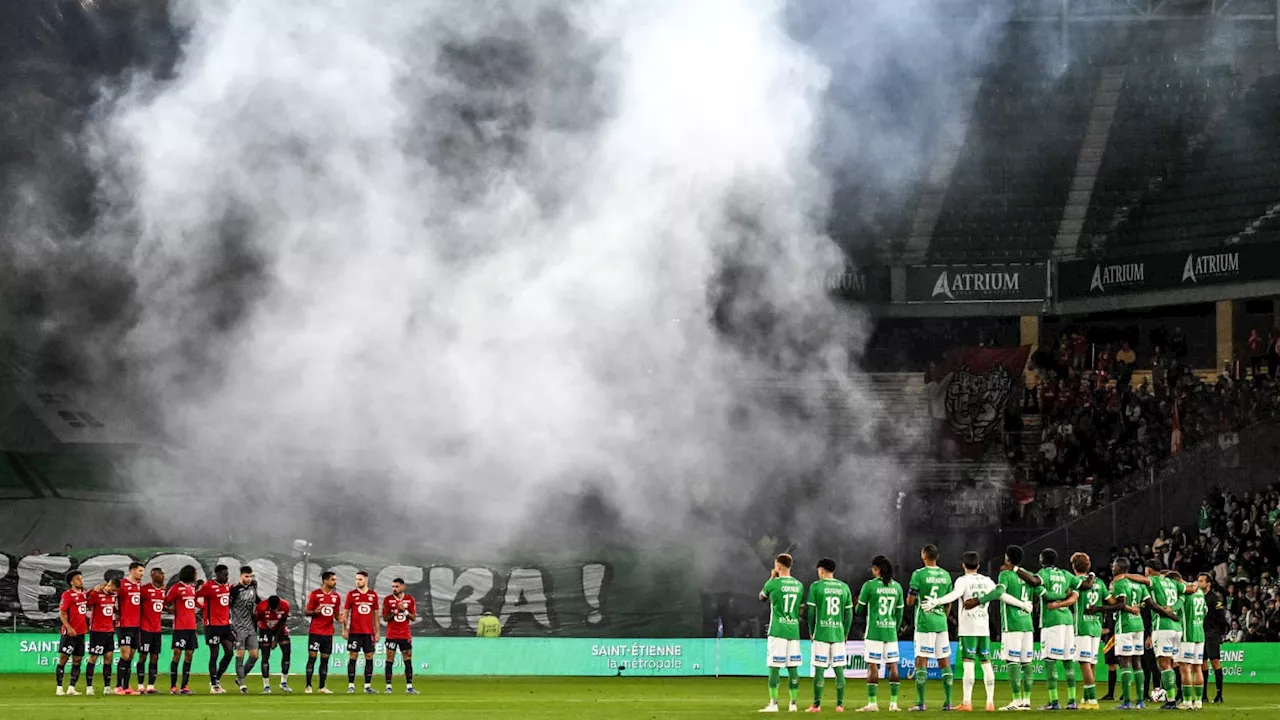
[1171,402,1183,456]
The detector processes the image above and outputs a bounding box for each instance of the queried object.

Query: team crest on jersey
[357,603,372,614]
[942,364,1013,443]
[320,605,334,616]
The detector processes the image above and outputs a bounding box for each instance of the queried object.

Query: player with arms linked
[197,564,235,693]
[137,567,167,694]
[804,557,853,713]
[343,570,380,694]
[114,562,145,694]
[759,553,803,713]
[906,544,953,712]
[165,564,200,695]
[996,546,1035,710]
[382,577,420,694]
[56,570,89,696]
[255,594,293,693]
[305,570,342,694]
[1015,549,1081,710]
[854,555,903,712]
[84,575,121,695]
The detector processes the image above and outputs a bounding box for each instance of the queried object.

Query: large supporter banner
[905,264,1047,303]
[1058,245,1280,300]
[926,346,1032,458]
[0,548,702,637]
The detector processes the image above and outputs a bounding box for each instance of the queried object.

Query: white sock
[963,660,976,704]
[982,662,996,705]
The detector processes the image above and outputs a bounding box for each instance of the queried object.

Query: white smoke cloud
[5,0,1010,560]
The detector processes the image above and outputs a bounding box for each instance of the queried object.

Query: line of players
[757,544,1215,713]
[53,562,421,696]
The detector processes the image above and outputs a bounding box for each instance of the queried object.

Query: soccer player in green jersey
[996,545,1035,710]
[854,555,904,712]
[1064,552,1119,710]
[760,553,804,713]
[806,558,853,713]
[1176,573,1209,710]
[906,544,953,712]
[1016,549,1080,710]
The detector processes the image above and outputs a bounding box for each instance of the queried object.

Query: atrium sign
[1059,244,1277,300]
[905,264,1047,303]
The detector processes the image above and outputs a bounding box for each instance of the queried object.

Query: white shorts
[1075,635,1101,665]
[1001,631,1034,662]
[1041,625,1076,661]
[1116,631,1145,657]
[767,637,802,668]
[863,640,900,666]
[811,641,848,669]
[1178,642,1204,665]
[1153,630,1181,658]
[914,631,950,660]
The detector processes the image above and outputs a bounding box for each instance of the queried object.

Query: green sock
[1047,660,1059,703]
[1007,662,1023,702]
[768,667,780,703]
[835,667,846,707]
[1137,667,1146,702]
[889,681,900,705]
[942,670,953,706]
[1119,668,1131,703]
[867,682,878,705]
[915,670,927,706]
[787,667,800,705]
[1022,663,1034,702]
[1084,684,1095,701]
[1066,662,1077,702]
[813,673,825,707]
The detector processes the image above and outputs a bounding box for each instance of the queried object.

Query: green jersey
[1035,567,1080,628]
[998,569,1033,632]
[806,578,854,643]
[909,566,952,633]
[1074,575,1104,637]
[1150,575,1183,632]
[856,579,904,643]
[761,576,804,640]
[1109,578,1148,634]
[1181,588,1207,643]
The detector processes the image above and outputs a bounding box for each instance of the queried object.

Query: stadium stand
[1101,71,1280,253]
[928,49,1094,260]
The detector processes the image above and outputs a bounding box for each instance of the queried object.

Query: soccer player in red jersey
[381,577,419,694]
[114,562,145,694]
[304,570,342,694]
[255,594,293,693]
[343,570,379,694]
[56,570,89,696]
[197,564,235,692]
[137,567,167,694]
[84,575,121,696]
[165,565,200,694]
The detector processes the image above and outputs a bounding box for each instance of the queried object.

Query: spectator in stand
[1270,329,1280,379]
[1248,330,1265,379]
[1114,342,1137,389]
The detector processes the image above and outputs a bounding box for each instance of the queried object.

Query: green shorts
[959,636,991,661]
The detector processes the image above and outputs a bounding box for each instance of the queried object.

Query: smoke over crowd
[0,1,1008,560]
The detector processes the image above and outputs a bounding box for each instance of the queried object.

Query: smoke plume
[1,0,1009,563]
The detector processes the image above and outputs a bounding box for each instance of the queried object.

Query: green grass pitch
[2,675,1279,718]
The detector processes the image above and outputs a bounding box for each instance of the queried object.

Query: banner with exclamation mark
[581,563,606,624]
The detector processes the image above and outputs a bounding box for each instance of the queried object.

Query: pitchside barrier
[0,636,1271,682]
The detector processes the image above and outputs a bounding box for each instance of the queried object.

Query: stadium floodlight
[293,539,313,594]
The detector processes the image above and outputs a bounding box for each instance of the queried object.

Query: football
[1151,687,1168,702]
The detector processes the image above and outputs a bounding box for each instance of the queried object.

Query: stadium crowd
[1021,329,1280,508]
[1109,486,1280,643]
